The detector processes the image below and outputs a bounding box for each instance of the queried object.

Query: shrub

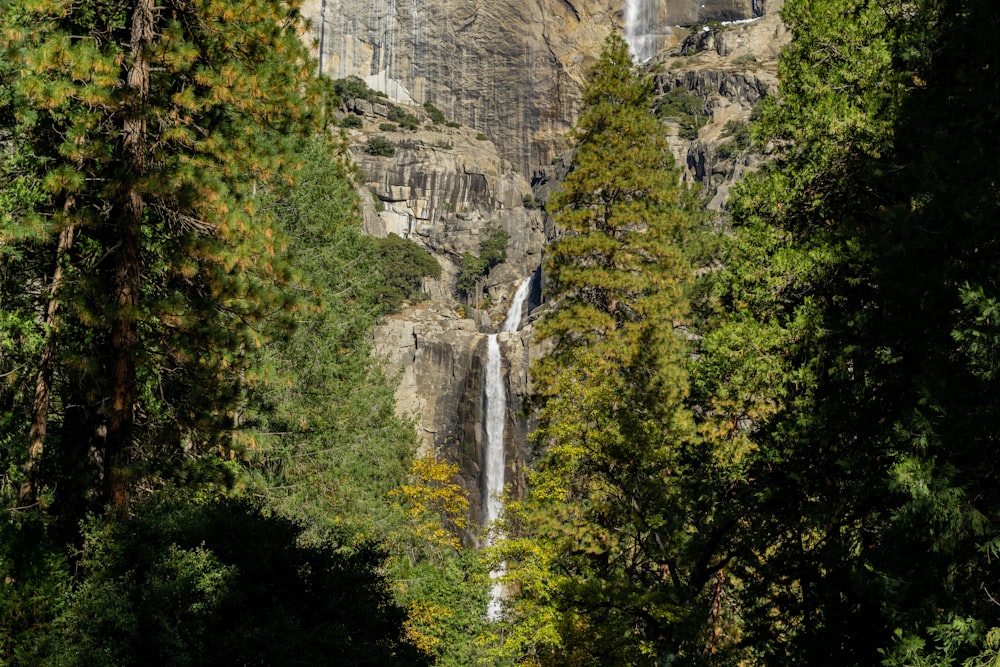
[365,136,395,157]
[655,87,707,119]
[369,187,385,212]
[722,119,751,150]
[339,114,363,129]
[475,133,488,141]
[655,87,709,139]
[387,106,420,131]
[379,122,398,132]
[445,121,460,128]
[455,226,509,299]
[332,76,379,103]
[423,101,446,124]
[371,234,441,312]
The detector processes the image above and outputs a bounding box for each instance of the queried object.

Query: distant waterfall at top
[484,275,534,621]
[624,0,660,62]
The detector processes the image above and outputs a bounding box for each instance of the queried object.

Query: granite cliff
[302,0,780,175]
[311,3,788,538]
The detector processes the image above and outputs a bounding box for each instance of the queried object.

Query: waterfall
[624,0,660,63]
[483,275,533,621]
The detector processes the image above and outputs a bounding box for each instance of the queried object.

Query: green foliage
[380,122,399,132]
[332,75,382,104]
[371,233,441,312]
[475,133,488,141]
[455,226,509,299]
[395,549,494,667]
[455,253,488,298]
[386,457,495,666]
[387,105,421,131]
[38,494,429,666]
[716,119,751,159]
[423,101,446,124]
[0,0,326,511]
[366,135,396,157]
[0,511,72,664]
[339,114,363,129]
[655,86,708,139]
[242,135,421,544]
[699,0,1000,663]
[499,33,709,664]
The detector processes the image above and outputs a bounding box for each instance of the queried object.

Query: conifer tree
[703,0,1000,663]
[0,0,325,511]
[496,34,715,664]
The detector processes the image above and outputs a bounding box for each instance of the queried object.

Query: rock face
[649,10,788,208]
[349,104,544,539]
[371,286,541,539]
[344,102,546,291]
[334,4,789,540]
[301,0,781,174]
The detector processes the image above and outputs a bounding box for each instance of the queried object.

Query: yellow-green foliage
[392,454,469,552]
[496,34,711,665]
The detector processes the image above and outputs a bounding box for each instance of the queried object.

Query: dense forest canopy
[1,0,998,665]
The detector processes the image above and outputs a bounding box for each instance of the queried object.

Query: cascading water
[624,0,660,63]
[483,274,533,621]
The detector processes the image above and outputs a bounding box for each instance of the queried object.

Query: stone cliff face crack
[560,0,581,21]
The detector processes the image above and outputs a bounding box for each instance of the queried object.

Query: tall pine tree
[0,0,325,512]
[701,0,1000,662]
[496,34,718,665]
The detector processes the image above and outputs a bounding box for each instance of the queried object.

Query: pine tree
[496,34,715,664]
[0,0,325,511]
[704,0,1000,663]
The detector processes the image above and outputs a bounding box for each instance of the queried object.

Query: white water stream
[484,275,533,621]
[624,0,660,63]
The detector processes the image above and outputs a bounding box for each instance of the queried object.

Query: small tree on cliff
[493,33,715,664]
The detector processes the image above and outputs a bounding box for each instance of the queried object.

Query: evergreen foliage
[0,0,326,511]
[366,135,397,157]
[455,226,510,299]
[495,34,710,664]
[423,101,447,125]
[39,494,429,666]
[372,233,442,311]
[242,134,418,540]
[698,0,1000,663]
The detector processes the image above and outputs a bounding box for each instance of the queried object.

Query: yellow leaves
[391,454,469,551]
[403,600,451,655]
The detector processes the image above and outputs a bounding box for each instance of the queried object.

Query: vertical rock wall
[302,0,776,174]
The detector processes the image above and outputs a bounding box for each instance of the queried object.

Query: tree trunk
[104,0,154,510]
[21,206,75,503]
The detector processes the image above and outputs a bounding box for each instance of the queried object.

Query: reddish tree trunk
[104,0,154,510]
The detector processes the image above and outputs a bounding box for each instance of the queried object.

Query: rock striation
[301,0,781,175]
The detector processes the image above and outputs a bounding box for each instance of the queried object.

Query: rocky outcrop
[372,299,538,542]
[344,101,546,292]
[301,0,781,175]
[646,11,788,208]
